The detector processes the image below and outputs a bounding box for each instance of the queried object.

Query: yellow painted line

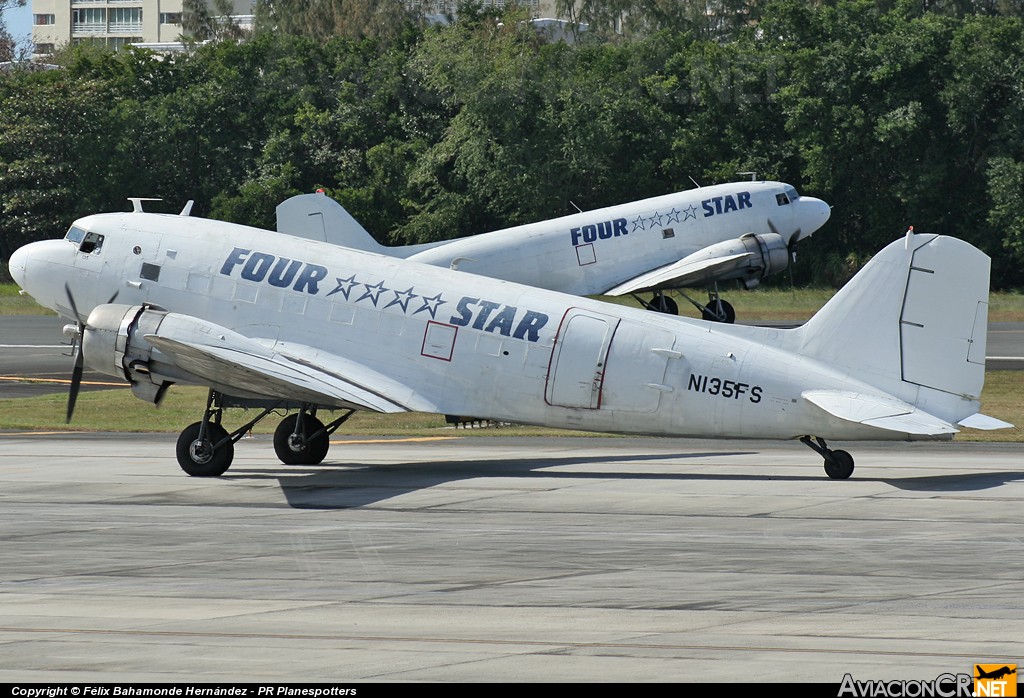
[330,436,461,444]
[0,376,126,387]
[1,431,88,436]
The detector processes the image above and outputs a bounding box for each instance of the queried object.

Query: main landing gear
[632,286,736,323]
[800,436,855,480]
[174,389,355,476]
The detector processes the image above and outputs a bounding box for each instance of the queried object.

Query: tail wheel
[824,450,855,480]
[274,413,330,465]
[176,422,233,477]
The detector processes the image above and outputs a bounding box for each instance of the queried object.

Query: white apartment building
[30,0,566,57]
[30,0,253,56]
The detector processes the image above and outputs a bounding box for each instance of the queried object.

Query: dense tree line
[1,0,1023,288]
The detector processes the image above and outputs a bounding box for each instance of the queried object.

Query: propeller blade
[63,283,87,423]
[67,348,83,423]
[65,282,82,327]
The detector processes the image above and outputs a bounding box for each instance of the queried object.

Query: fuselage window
[79,232,104,255]
[65,226,86,244]
[776,193,790,206]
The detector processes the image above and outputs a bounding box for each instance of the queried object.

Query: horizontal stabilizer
[957,413,1015,430]
[802,390,958,436]
[145,334,421,413]
[605,252,752,295]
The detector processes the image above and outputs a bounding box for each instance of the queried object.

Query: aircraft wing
[603,252,753,296]
[801,390,958,435]
[145,334,435,414]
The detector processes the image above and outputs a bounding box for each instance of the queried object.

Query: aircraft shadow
[224,453,1024,509]
[877,471,1024,492]
[222,450,826,510]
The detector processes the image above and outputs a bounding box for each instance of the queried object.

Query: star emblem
[356,280,389,306]
[325,274,359,300]
[414,292,447,319]
[648,212,664,228]
[632,215,646,232]
[385,286,418,313]
[682,204,698,221]
[665,208,682,224]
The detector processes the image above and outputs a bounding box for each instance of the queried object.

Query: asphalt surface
[0,433,1021,682]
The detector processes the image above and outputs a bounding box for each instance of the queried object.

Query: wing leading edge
[145,333,436,414]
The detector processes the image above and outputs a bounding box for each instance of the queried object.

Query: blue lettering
[701,200,715,217]
[513,311,548,342]
[614,218,628,236]
[472,300,502,330]
[485,306,517,336]
[220,247,250,276]
[293,264,327,295]
[241,252,275,282]
[268,258,301,288]
[450,297,478,327]
[582,224,597,243]
[738,191,751,209]
[570,227,582,246]
[722,195,738,213]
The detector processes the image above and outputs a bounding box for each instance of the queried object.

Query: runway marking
[0,375,126,387]
[0,626,1017,661]
[0,344,67,348]
[1,431,87,436]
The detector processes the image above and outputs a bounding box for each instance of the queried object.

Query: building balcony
[72,23,107,34]
[109,21,144,33]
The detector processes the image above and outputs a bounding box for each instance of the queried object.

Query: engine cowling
[695,232,791,289]
[738,232,790,289]
[81,303,172,403]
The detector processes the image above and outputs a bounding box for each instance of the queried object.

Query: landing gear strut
[801,436,855,479]
[635,285,736,323]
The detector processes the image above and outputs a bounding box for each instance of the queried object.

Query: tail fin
[795,231,991,425]
[276,193,385,253]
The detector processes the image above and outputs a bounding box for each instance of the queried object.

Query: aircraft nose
[8,244,29,289]
[796,196,831,240]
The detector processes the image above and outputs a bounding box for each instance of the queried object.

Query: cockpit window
[785,186,799,200]
[776,193,790,206]
[65,226,86,244]
[79,231,104,255]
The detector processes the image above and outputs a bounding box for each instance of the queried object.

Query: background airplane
[7,206,1009,481]
[276,180,831,322]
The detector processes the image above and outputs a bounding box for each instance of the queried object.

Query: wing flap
[604,252,752,296]
[802,389,958,436]
[146,334,427,413]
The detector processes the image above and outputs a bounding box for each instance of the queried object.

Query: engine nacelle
[696,233,791,290]
[739,232,790,289]
[82,303,171,403]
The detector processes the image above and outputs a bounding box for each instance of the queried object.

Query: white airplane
[275,180,832,322]
[7,204,1010,480]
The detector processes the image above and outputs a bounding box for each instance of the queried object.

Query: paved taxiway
[0,434,1021,682]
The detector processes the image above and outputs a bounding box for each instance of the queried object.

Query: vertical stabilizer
[276,193,385,253]
[795,233,990,421]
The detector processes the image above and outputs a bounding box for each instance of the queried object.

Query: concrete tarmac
[0,433,1021,682]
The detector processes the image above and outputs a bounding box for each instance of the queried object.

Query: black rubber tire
[824,450,855,480]
[650,295,678,315]
[702,298,736,323]
[274,414,329,465]
[176,421,233,477]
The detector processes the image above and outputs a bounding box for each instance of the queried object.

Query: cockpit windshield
[65,226,86,244]
[785,186,799,201]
